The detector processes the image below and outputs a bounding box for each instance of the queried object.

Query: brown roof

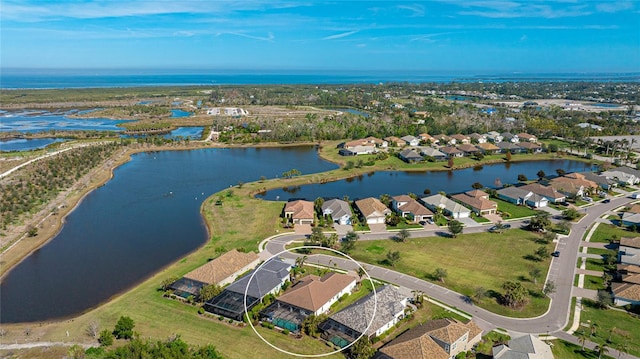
[393,195,414,203]
[398,199,434,216]
[419,133,435,141]
[457,144,479,153]
[627,204,640,214]
[612,282,640,301]
[284,200,315,220]
[551,173,598,189]
[618,264,640,274]
[450,134,470,141]
[520,183,566,200]
[466,189,489,199]
[183,249,259,285]
[379,319,479,359]
[622,274,640,285]
[440,146,463,155]
[355,197,391,218]
[452,192,497,211]
[620,237,640,249]
[344,139,367,148]
[476,142,500,151]
[517,133,537,140]
[276,272,355,312]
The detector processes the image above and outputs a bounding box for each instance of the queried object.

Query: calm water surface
[0,146,335,323]
[257,160,595,201]
[170,109,192,118]
[0,110,128,133]
[1,138,68,151]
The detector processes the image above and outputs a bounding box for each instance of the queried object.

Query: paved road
[262,194,637,349]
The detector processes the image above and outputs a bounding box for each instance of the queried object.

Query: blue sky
[1,0,638,72]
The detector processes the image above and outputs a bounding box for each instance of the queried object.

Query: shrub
[228,319,233,324]
[98,329,114,347]
[282,329,290,335]
[218,316,224,321]
[198,307,205,315]
[113,316,135,340]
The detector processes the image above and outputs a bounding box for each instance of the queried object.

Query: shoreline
[0,141,597,325]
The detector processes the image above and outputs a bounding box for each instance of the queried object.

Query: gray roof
[328,285,406,336]
[421,194,470,214]
[226,259,291,299]
[493,334,554,359]
[497,186,531,199]
[400,135,418,142]
[497,141,521,150]
[399,148,423,160]
[322,199,352,219]
[612,166,640,177]
[420,147,446,157]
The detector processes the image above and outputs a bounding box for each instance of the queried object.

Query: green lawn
[589,224,634,244]
[494,198,538,218]
[586,247,610,256]
[580,302,640,357]
[329,279,376,313]
[583,275,604,290]
[550,339,615,359]
[348,229,552,317]
[585,258,606,272]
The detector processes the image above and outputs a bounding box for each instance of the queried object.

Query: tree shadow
[435,231,451,238]
[524,254,541,262]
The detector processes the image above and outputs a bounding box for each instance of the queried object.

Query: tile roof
[622,273,640,285]
[420,147,446,157]
[284,200,315,220]
[378,318,480,359]
[621,237,640,249]
[398,199,433,216]
[322,199,352,220]
[326,285,406,336]
[355,197,391,218]
[452,192,497,211]
[450,134,470,141]
[276,272,356,312]
[421,194,470,215]
[457,144,479,153]
[476,142,501,151]
[612,282,640,302]
[392,195,414,203]
[627,204,640,214]
[553,173,598,188]
[225,259,292,299]
[517,133,537,140]
[439,146,463,154]
[622,212,640,224]
[183,249,259,285]
[493,334,554,359]
[618,263,640,274]
[520,183,565,200]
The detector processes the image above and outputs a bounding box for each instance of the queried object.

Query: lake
[257,160,595,201]
[0,110,128,133]
[170,109,192,118]
[1,137,68,152]
[0,146,336,323]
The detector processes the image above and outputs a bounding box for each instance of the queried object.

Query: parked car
[488,224,511,232]
[603,199,611,203]
[551,251,560,257]
[419,221,426,225]
[582,197,593,202]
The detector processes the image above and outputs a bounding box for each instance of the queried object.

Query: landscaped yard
[494,198,538,218]
[579,302,640,357]
[585,258,606,272]
[550,339,615,359]
[588,223,634,244]
[583,275,604,290]
[347,229,553,317]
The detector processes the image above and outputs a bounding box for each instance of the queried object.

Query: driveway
[368,223,387,233]
[333,223,353,236]
[294,224,312,235]
[458,217,481,227]
[483,213,503,223]
[539,205,562,217]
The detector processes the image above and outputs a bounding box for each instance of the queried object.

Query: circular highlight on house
[244,245,377,357]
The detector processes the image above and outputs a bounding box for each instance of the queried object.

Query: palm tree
[577,330,588,351]
[590,322,599,337]
[616,341,629,359]
[595,343,609,359]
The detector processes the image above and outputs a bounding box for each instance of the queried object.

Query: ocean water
[2,69,638,89]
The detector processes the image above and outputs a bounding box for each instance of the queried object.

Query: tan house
[549,173,598,197]
[450,134,471,145]
[451,190,497,216]
[419,133,437,144]
[355,197,392,224]
[377,318,482,359]
[384,136,406,147]
[517,141,542,153]
[520,183,566,203]
[284,200,315,225]
[516,133,538,143]
[476,142,501,154]
[457,144,479,156]
[169,249,260,298]
[391,195,434,223]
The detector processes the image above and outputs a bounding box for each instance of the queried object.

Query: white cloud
[397,4,426,17]
[218,32,275,42]
[596,2,634,13]
[322,30,358,40]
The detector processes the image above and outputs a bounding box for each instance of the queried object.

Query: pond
[170,109,192,118]
[0,137,68,152]
[0,146,336,323]
[257,160,595,201]
[0,110,129,133]
[330,108,370,118]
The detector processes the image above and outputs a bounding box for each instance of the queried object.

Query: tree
[448,157,454,168]
[563,208,581,220]
[541,231,556,244]
[396,228,411,242]
[448,220,463,238]
[309,226,325,245]
[502,281,528,308]
[314,197,324,214]
[386,251,401,267]
[350,336,375,359]
[357,266,367,281]
[536,170,546,180]
[595,343,609,359]
[302,314,327,337]
[86,320,100,338]
[99,329,114,346]
[473,287,486,303]
[596,290,613,308]
[543,281,556,296]
[505,151,512,162]
[199,284,222,302]
[321,233,339,248]
[342,231,358,254]
[548,143,558,153]
[471,182,484,189]
[517,174,528,182]
[113,316,135,340]
[529,268,542,284]
[434,268,448,283]
[161,276,178,291]
[529,211,551,232]
[590,321,599,337]
[556,168,566,176]
[27,225,38,237]
[379,194,391,207]
[535,246,549,261]
[615,341,629,359]
[577,330,588,351]
[423,188,432,195]
[385,212,402,226]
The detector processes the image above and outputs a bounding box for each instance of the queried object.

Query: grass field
[347,229,552,317]
[585,258,606,272]
[583,275,604,290]
[589,224,634,244]
[494,198,538,218]
[550,339,615,359]
[579,302,640,357]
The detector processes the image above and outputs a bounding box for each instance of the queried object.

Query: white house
[322,199,353,225]
[421,194,471,219]
[355,197,392,224]
[400,135,420,147]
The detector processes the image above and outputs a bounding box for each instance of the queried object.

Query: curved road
[262,195,637,342]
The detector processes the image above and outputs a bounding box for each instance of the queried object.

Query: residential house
[322,199,353,225]
[613,262,640,306]
[261,273,357,332]
[619,237,640,266]
[485,131,504,143]
[516,133,538,143]
[169,249,260,299]
[392,195,434,223]
[496,141,522,154]
[420,147,447,161]
[204,258,292,321]
[497,186,548,208]
[468,133,487,144]
[400,135,420,147]
[520,183,566,203]
[399,148,423,163]
[492,334,554,359]
[622,212,640,228]
[434,134,452,145]
[355,197,392,224]
[475,142,501,155]
[384,136,406,147]
[419,133,437,145]
[450,134,470,145]
[451,190,498,216]
[516,141,542,153]
[339,145,376,156]
[421,194,471,219]
[319,285,407,347]
[457,144,479,156]
[549,173,598,198]
[284,200,315,225]
[580,172,617,190]
[501,132,519,143]
[364,136,388,148]
[440,146,464,158]
[375,318,483,359]
[601,167,640,186]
